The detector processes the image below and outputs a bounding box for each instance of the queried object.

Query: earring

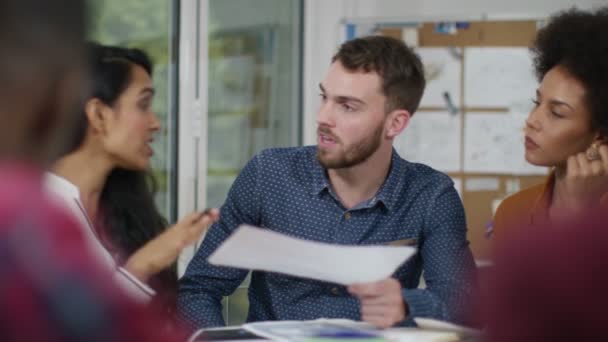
[586,142,601,161]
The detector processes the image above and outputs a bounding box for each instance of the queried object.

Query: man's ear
[84,98,109,135]
[385,109,411,139]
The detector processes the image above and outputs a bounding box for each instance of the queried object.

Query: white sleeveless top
[44,173,155,302]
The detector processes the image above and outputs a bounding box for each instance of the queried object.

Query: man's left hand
[348,278,407,328]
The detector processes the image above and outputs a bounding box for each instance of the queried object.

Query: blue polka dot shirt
[178,146,477,329]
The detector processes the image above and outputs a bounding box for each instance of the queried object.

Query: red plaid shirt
[0,163,184,342]
[485,210,608,341]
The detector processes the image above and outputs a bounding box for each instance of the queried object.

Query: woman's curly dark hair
[531,7,608,138]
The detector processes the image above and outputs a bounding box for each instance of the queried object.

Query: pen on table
[315,330,381,339]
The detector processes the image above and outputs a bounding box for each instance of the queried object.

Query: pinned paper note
[402,28,419,47]
[417,47,462,108]
[395,111,461,173]
[464,112,548,175]
[465,177,500,192]
[464,47,538,108]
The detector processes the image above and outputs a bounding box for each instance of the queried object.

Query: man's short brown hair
[332,35,426,115]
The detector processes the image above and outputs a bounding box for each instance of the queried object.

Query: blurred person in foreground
[0,0,180,340]
[485,9,608,340]
[485,210,608,341]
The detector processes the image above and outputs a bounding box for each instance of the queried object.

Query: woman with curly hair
[493,7,608,236]
[484,8,608,340]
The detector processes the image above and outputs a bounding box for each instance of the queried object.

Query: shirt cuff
[116,266,156,302]
[402,288,440,325]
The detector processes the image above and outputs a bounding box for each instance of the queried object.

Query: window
[206,0,303,325]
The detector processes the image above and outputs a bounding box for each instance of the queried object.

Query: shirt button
[330,287,340,295]
[344,212,352,220]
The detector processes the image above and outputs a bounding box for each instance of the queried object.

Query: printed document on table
[208,225,416,285]
[243,319,380,342]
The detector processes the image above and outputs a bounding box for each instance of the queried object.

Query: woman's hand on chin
[558,144,608,214]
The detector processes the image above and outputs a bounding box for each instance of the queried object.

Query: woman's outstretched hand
[125,209,220,282]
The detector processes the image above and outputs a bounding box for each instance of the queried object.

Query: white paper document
[381,318,481,342]
[394,111,461,173]
[208,225,416,285]
[414,318,483,338]
[382,329,460,342]
[243,319,379,342]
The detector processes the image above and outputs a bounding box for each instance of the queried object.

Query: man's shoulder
[255,146,316,167]
[398,159,454,189]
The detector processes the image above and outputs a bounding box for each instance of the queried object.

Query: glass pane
[206,0,302,208]
[86,0,178,220]
[207,0,302,325]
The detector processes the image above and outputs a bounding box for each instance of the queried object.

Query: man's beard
[316,123,384,169]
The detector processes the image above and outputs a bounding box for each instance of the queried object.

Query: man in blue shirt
[178,36,477,329]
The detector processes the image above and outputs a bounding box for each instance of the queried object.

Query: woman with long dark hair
[45,42,219,316]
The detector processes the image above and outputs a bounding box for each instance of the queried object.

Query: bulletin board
[357,20,548,260]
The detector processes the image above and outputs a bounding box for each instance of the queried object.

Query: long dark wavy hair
[64,42,177,314]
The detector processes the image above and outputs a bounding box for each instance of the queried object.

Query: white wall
[302,0,607,145]
[350,0,606,19]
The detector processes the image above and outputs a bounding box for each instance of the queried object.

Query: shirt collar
[309,147,407,212]
[310,150,330,196]
[373,149,406,212]
[44,172,81,200]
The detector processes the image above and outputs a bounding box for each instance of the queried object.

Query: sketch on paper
[417,47,462,109]
[395,111,461,173]
[464,47,538,108]
[464,112,547,175]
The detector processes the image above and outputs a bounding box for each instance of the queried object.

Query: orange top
[493,173,608,239]
[493,176,552,240]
